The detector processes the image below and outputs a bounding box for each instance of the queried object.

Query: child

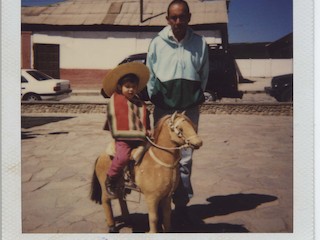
[102,62,151,198]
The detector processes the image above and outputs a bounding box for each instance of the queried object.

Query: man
[146,0,209,225]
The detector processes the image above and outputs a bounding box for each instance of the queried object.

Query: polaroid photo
[1,0,316,239]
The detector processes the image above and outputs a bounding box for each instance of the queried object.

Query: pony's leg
[118,197,130,222]
[145,196,160,233]
[161,197,172,232]
[101,183,118,233]
[96,154,118,233]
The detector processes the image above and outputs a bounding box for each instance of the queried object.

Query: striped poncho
[107,92,149,140]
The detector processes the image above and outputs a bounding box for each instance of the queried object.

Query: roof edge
[21,23,227,32]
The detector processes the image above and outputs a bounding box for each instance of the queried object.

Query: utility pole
[140,0,143,22]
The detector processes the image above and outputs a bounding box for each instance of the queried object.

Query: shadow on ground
[21,116,74,139]
[21,116,74,129]
[115,193,277,233]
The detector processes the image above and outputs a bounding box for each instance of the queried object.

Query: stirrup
[122,183,141,203]
[124,180,140,191]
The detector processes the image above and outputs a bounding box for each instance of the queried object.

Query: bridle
[146,114,198,151]
[146,112,199,169]
[168,115,199,148]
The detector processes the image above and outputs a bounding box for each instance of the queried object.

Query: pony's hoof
[108,226,119,233]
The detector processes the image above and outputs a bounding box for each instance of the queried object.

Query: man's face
[166,3,191,40]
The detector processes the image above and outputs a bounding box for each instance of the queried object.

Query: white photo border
[1,0,315,239]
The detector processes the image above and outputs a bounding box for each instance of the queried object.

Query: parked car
[21,69,72,101]
[265,74,293,102]
[102,47,243,101]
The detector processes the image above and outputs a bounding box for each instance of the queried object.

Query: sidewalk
[21,113,293,233]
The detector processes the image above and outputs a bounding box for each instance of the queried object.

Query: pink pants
[107,140,141,178]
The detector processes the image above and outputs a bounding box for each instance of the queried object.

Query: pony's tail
[90,157,102,204]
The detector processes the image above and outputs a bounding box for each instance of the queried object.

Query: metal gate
[33,44,60,78]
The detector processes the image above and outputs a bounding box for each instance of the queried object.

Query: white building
[21,0,231,87]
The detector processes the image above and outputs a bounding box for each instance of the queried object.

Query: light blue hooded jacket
[146,25,209,110]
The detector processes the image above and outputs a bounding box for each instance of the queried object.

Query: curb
[72,90,101,96]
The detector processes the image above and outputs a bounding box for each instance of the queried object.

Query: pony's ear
[171,111,178,122]
[181,110,186,116]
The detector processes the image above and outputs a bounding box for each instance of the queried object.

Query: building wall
[31,30,222,69]
[21,31,32,69]
[25,30,293,87]
[26,30,222,88]
[22,29,293,88]
[236,59,293,78]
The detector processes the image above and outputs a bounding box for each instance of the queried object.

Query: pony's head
[154,111,202,149]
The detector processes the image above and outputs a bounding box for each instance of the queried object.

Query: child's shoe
[105,175,118,199]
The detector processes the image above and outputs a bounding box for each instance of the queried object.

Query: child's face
[121,81,138,99]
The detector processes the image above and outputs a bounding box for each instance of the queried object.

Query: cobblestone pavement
[22,92,292,118]
[21,112,293,233]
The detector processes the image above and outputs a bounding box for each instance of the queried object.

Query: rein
[146,117,198,151]
[148,147,180,169]
[146,136,188,150]
[146,115,197,169]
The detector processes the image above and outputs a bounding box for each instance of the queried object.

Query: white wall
[31,30,222,69]
[236,59,293,78]
[32,31,292,78]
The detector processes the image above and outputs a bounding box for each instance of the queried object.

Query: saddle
[105,141,146,163]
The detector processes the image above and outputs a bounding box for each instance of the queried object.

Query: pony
[90,111,203,233]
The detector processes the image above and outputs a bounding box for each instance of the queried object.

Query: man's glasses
[168,14,189,22]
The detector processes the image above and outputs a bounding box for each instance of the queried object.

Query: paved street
[21,112,293,233]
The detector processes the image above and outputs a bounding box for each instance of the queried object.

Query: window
[27,70,52,81]
[21,76,28,83]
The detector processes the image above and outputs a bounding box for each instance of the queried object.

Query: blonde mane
[153,115,171,142]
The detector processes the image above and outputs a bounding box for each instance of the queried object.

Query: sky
[228,0,293,43]
[21,0,293,43]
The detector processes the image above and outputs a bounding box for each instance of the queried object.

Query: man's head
[166,0,191,42]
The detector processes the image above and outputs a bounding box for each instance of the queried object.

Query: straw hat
[102,62,150,97]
